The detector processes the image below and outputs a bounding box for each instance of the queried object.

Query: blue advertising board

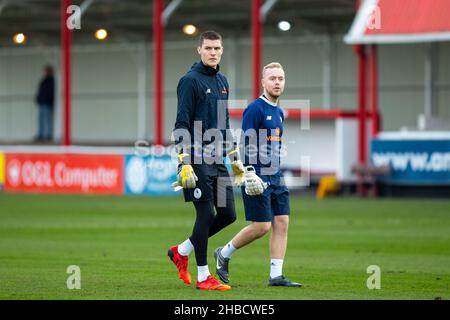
[124,155,178,195]
[371,139,450,184]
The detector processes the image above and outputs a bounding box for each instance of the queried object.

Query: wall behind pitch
[0,48,56,140]
[378,44,425,131]
[163,42,199,143]
[1,37,449,145]
[229,36,324,108]
[71,47,139,143]
[437,42,450,120]
[334,39,357,110]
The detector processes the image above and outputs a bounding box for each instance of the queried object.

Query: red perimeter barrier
[4,153,123,195]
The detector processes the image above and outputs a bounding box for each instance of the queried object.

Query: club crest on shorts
[193,188,202,199]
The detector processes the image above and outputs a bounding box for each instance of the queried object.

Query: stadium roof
[345,0,450,44]
[0,0,357,47]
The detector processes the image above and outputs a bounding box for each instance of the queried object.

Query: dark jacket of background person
[36,75,55,109]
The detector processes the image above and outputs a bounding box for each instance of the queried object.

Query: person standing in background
[35,65,55,142]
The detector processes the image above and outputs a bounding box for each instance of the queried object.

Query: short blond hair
[262,62,284,77]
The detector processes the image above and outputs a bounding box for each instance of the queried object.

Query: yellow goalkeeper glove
[177,164,198,189]
[172,153,198,190]
[228,149,245,186]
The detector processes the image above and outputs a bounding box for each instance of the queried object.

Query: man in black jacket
[35,65,54,141]
[168,31,245,291]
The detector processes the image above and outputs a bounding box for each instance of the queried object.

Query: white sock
[178,238,194,256]
[270,259,283,279]
[197,265,211,282]
[220,241,237,259]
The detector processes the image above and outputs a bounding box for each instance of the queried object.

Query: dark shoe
[214,247,230,283]
[268,275,302,287]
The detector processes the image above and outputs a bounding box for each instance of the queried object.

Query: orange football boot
[168,245,192,285]
[196,275,231,291]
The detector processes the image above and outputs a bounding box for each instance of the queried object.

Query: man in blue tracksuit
[168,31,245,291]
[214,62,302,287]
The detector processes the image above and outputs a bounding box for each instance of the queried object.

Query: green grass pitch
[0,193,449,300]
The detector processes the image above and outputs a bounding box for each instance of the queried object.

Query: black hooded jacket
[173,61,235,161]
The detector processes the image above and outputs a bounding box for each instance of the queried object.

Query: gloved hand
[228,148,245,186]
[172,153,198,191]
[244,166,268,196]
[177,164,198,189]
[231,160,245,186]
